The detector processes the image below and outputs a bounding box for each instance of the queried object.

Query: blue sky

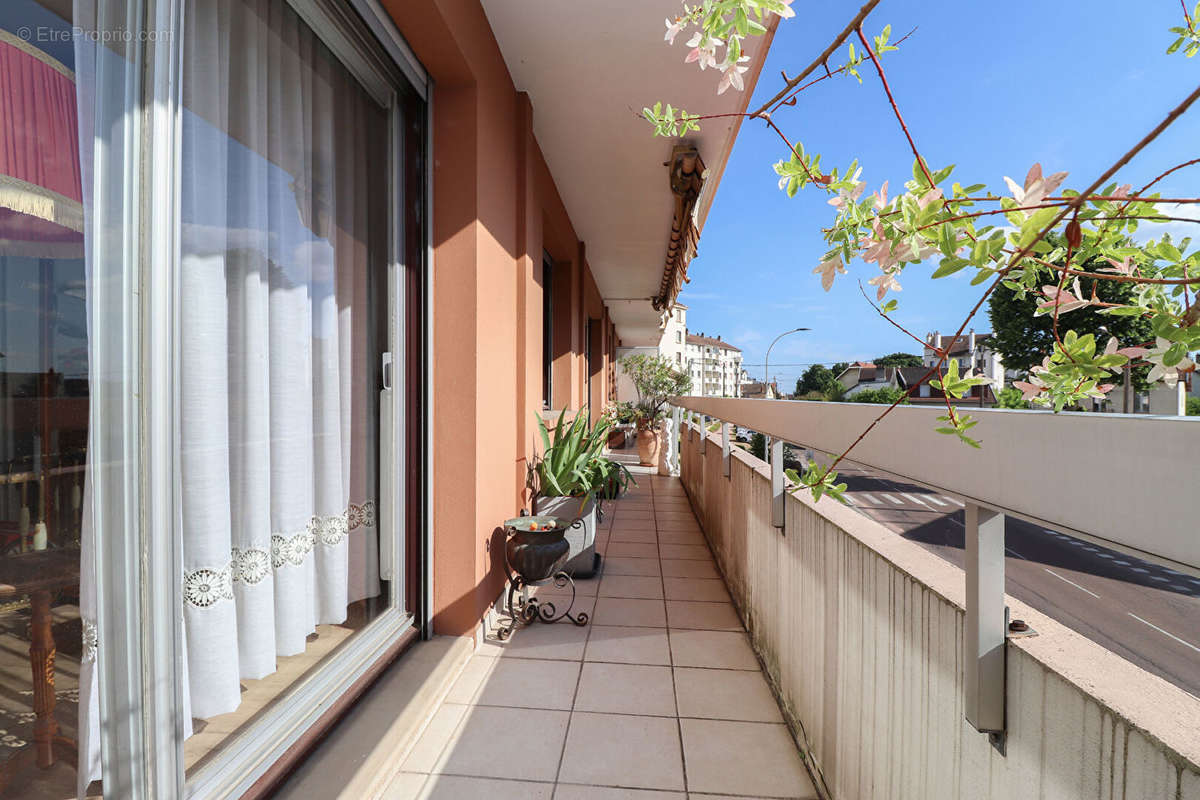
[678,0,1200,389]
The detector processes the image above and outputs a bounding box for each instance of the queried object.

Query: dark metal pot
[503,516,571,583]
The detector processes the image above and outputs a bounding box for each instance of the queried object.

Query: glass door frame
[89,0,432,796]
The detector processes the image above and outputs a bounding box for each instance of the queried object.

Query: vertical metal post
[964,503,1006,735]
[699,415,707,454]
[721,422,731,477]
[771,439,785,529]
[669,405,682,476]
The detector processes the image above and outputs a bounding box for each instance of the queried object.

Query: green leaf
[932,257,969,279]
[1164,342,1187,366]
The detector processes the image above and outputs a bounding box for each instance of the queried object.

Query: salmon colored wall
[383,0,615,636]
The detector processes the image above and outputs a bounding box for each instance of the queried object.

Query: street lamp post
[762,327,809,466]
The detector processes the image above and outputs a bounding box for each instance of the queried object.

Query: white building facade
[685,333,743,397]
[923,330,1007,388]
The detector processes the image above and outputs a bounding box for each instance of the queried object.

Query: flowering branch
[647,1,1200,500]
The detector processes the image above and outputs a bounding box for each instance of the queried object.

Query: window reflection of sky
[180,105,341,340]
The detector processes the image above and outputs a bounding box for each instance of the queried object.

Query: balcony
[386,468,818,798]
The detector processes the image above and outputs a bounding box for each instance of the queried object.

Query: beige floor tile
[604,556,663,577]
[600,575,664,599]
[463,657,580,710]
[436,706,569,782]
[606,542,661,559]
[402,704,469,772]
[663,578,731,603]
[658,544,711,561]
[416,775,553,800]
[673,667,782,722]
[617,508,654,518]
[521,591,597,621]
[381,771,427,799]
[553,785,684,800]
[527,575,601,597]
[660,559,720,579]
[558,712,685,791]
[669,630,759,670]
[679,719,814,797]
[444,655,498,704]
[574,662,677,716]
[586,625,671,665]
[593,596,668,627]
[479,617,590,661]
[665,601,742,631]
[611,527,659,543]
[657,530,705,546]
[655,520,702,533]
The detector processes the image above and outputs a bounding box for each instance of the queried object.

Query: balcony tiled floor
[389,471,817,800]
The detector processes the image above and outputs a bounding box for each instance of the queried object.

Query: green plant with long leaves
[531,410,636,512]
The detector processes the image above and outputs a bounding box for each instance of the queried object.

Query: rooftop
[687,333,741,351]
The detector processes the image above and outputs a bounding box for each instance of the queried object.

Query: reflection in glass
[0,1,89,797]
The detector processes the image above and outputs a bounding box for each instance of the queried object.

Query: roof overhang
[480,0,777,345]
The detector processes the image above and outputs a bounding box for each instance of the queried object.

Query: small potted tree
[619,354,692,466]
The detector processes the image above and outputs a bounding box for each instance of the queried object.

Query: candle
[32,521,48,551]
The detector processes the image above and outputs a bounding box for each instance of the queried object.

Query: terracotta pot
[636,427,661,466]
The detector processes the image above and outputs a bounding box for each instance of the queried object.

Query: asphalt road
[830,459,1200,699]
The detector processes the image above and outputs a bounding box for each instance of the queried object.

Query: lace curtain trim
[183,501,376,609]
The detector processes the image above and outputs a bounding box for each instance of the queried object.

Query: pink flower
[717,55,750,94]
[1037,280,1089,315]
[684,32,722,70]
[917,188,943,209]
[665,17,686,45]
[1112,184,1131,199]
[813,255,846,291]
[868,270,902,300]
[1013,380,1044,401]
[828,174,865,209]
[1099,256,1134,275]
[1002,163,1068,207]
[872,180,890,210]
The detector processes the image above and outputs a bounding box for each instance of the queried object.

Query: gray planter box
[534,494,599,578]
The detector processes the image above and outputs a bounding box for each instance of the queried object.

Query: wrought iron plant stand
[498,514,590,640]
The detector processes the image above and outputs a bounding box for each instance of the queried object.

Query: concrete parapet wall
[679,427,1200,800]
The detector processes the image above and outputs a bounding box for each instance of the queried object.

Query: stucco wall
[678,427,1200,800]
[383,0,618,636]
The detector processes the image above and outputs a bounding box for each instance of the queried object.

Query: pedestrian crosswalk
[847,490,961,510]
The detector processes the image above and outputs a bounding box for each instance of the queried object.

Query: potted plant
[529,409,633,577]
[618,353,692,466]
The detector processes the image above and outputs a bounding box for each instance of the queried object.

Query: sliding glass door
[0,0,427,796]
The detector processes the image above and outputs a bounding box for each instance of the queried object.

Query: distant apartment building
[922,330,1007,388]
[660,303,689,369]
[686,333,744,397]
[652,304,744,397]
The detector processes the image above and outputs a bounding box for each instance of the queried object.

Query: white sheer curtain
[178,0,383,720]
[77,0,385,789]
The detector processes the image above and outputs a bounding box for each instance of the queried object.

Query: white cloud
[1129,203,1200,244]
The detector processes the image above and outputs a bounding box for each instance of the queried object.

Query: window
[675,330,682,343]
[541,253,554,408]
[0,0,428,796]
